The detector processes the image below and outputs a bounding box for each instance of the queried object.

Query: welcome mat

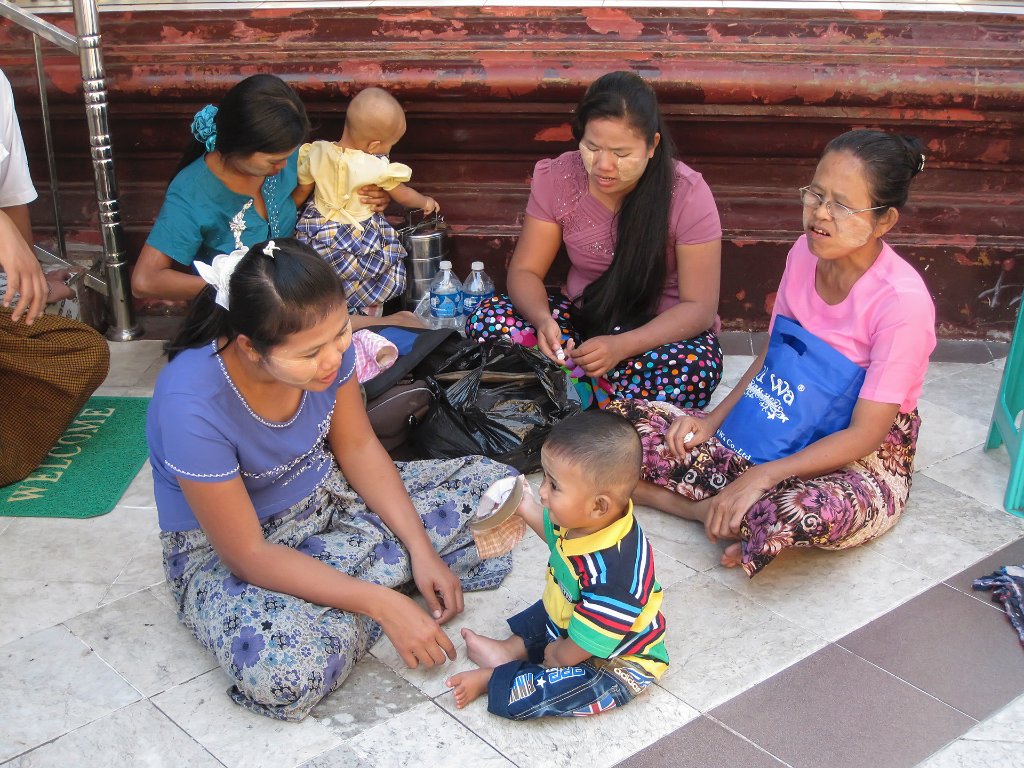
[0,396,151,519]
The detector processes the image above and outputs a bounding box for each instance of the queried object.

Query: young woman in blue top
[148,237,514,720]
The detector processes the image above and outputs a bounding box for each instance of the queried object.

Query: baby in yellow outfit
[294,87,438,314]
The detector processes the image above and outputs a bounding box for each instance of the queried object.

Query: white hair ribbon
[195,249,246,310]
[263,240,280,258]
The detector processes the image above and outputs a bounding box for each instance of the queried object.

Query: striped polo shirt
[541,502,669,678]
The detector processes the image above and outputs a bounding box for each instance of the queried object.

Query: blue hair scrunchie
[191,104,218,153]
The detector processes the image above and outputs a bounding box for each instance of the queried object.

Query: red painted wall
[1,6,1021,334]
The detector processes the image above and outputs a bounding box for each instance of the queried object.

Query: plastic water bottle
[429,260,464,331]
[462,261,495,318]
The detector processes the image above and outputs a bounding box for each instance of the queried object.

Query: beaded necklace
[214,341,307,428]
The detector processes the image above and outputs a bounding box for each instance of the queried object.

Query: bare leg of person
[447,667,493,708]
[633,480,710,524]
[720,542,743,568]
[462,628,528,668]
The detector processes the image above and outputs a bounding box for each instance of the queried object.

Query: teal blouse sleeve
[146,151,299,268]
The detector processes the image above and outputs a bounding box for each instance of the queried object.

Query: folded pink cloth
[353,330,399,382]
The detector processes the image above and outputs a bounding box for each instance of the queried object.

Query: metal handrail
[0,0,140,340]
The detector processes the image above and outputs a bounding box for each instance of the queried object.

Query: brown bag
[361,326,473,455]
[365,380,434,451]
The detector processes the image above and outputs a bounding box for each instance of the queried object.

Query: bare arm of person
[179,474,456,670]
[571,238,722,378]
[357,184,391,214]
[514,476,546,538]
[506,214,565,361]
[663,347,766,457]
[291,181,315,208]
[132,244,207,301]
[388,183,439,214]
[0,207,47,324]
[327,371,464,623]
[543,636,593,669]
[702,397,901,542]
[2,202,32,246]
[349,311,425,331]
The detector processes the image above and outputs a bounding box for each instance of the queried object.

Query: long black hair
[824,129,926,212]
[572,71,678,337]
[174,74,310,176]
[166,238,345,361]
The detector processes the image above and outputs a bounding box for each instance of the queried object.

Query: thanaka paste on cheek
[579,144,595,174]
[833,215,874,249]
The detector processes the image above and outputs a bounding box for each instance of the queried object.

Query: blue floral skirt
[160,457,515,721]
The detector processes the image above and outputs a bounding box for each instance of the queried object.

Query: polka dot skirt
[466,292,723,410]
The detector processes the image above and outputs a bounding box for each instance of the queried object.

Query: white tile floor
[1,341,1022,767]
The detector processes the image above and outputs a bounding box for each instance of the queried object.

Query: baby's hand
[421,197,440,215]
[515,476,540,520]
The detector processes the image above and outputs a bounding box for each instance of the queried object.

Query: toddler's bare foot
[462,628,526,668]
[720,542,743,568]
[446,667,493,709]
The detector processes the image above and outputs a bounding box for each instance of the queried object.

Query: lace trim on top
[214,341,307,428]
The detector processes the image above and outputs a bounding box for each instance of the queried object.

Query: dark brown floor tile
[719,331,754,356]
[616,715,786,768]
[945,535,1024,601]
[930,339,995,364]
[839,583,1024,720]
[710,644,973,768]
[986,340,1010,360]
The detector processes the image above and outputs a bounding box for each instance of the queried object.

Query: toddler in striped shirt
[446,410,668,719]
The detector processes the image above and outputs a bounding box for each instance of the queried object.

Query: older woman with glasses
[611,129,936,577]
[148,238,514,720]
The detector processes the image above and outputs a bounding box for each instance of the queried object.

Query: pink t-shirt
[772,235,936,412]
[525,151,721,315]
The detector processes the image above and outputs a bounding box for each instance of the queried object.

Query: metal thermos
[399,212,449,311]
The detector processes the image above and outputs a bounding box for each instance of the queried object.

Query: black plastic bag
[408,337,581,472]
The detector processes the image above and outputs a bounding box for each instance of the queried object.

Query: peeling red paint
[379,11,441,23]
[159,25,209,45]
[535,124,574,142]
[47,66,84,96]
[2,5,1019,334]
[582,9,644,38]
[849,11,886,22]
[978,139,1011,165]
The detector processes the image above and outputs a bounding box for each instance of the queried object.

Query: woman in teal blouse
[132,74,310,302]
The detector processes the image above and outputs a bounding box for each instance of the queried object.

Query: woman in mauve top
[467,71,724,410]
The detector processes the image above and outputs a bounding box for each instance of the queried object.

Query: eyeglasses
[799,186,887,221]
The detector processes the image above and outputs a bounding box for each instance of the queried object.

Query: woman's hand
[376,589,458,669]
[702,464,776,543]
[44,269,76,304]
[568,335,624,378]
[0,209,47,324]
[665,413,714,458]
[410,547,464,623]
[535,316,566,363]
[358,184,391,214]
